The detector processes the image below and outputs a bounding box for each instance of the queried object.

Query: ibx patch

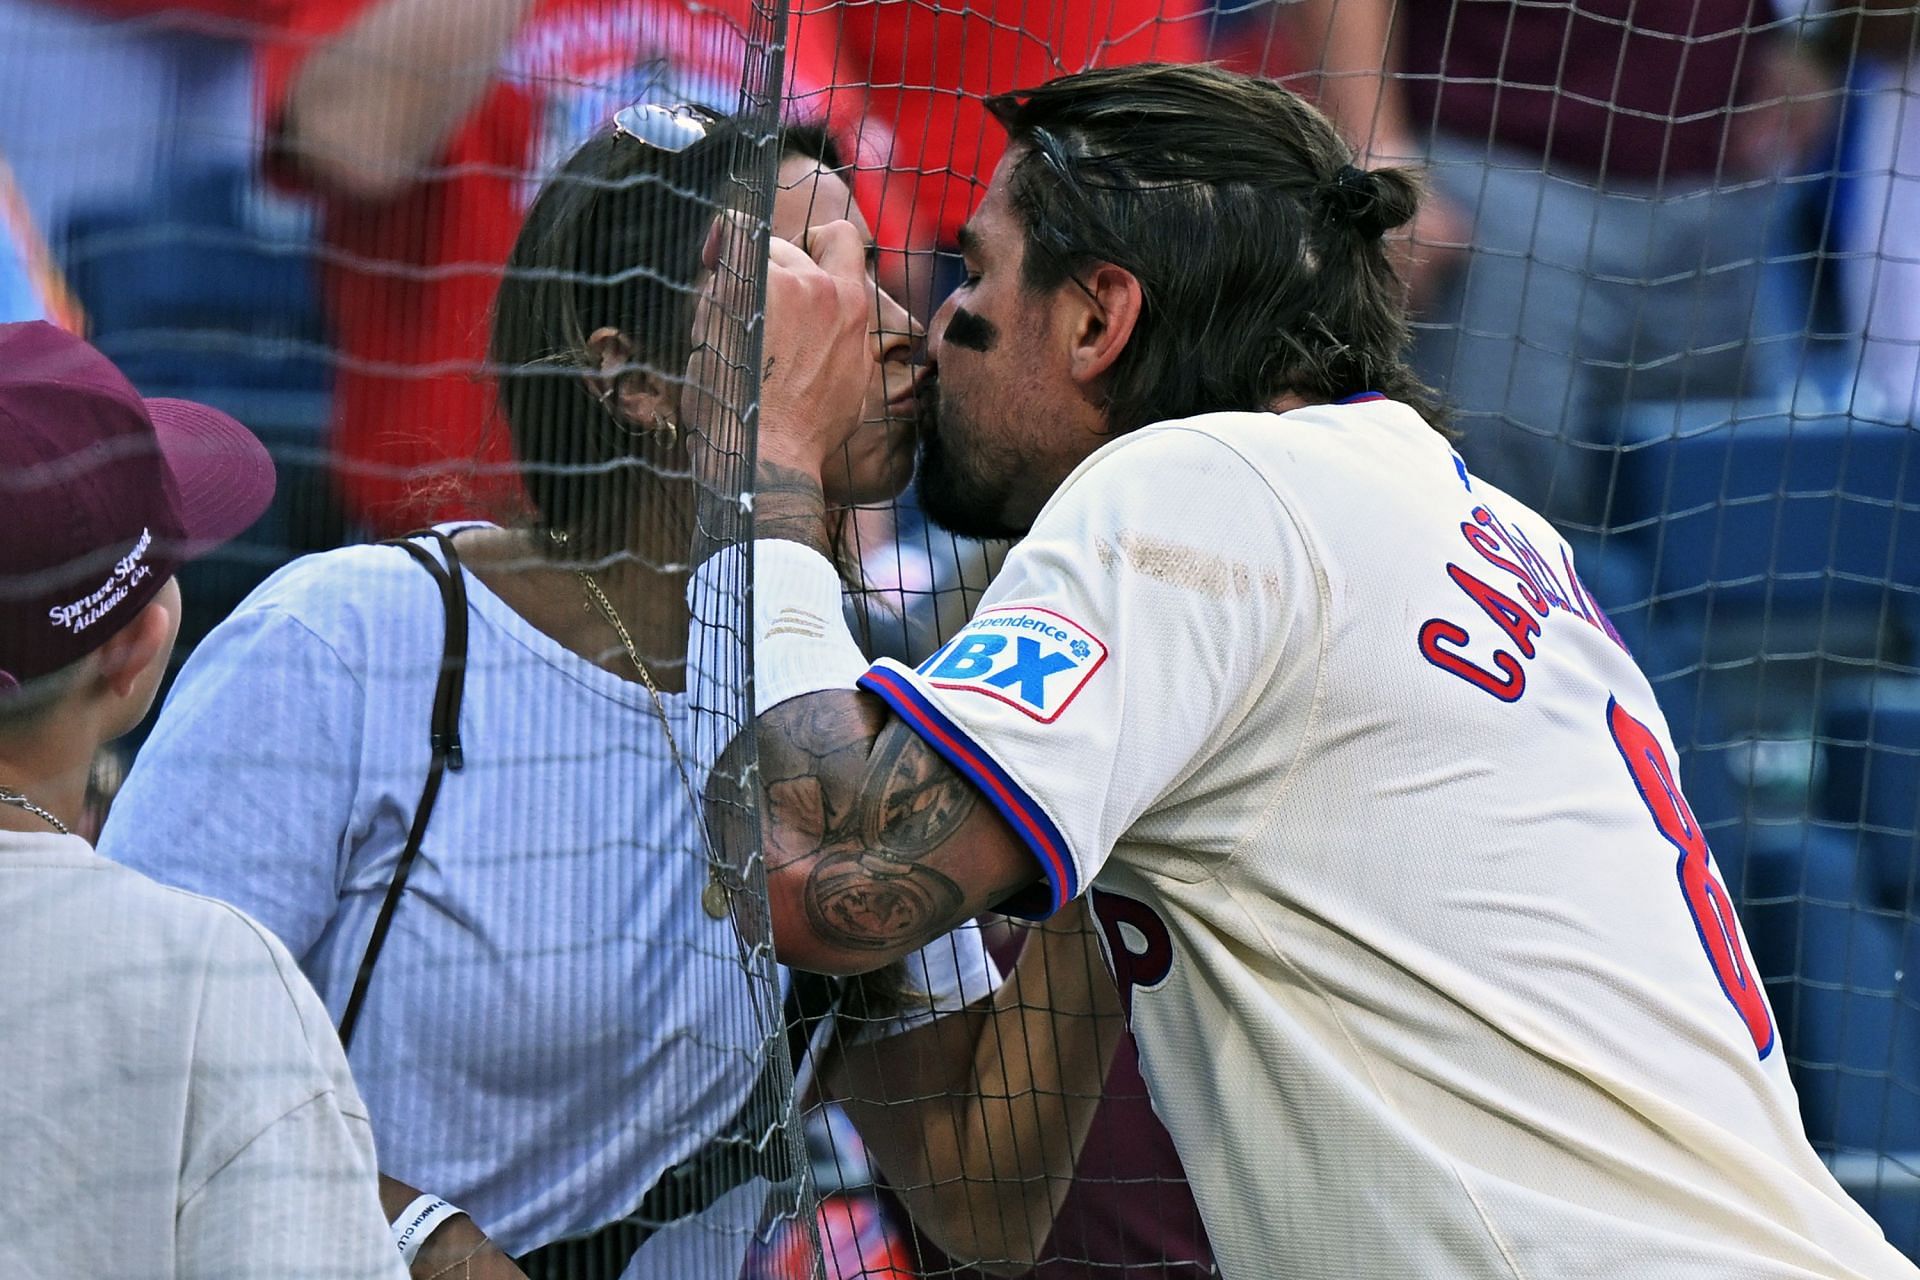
[914,606,1108,722]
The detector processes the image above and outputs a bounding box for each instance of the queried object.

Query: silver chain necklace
[0,786,71,835]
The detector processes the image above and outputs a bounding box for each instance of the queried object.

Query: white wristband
[689,540,870,717]
[391,1195,463,1268]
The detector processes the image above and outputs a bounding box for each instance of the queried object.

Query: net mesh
[0,0,1914,1273]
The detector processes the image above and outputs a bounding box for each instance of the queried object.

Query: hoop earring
[594,381,678,448]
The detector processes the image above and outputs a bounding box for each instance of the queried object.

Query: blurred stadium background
[0,0,1913,1273]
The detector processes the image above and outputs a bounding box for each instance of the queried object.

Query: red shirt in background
[259,0,850,532]
[262,0,1218,532]
[825,0,1209,255]
[64,0,295,18]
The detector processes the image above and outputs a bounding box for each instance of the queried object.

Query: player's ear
[1065,262,1142,389]
[582,326,674,430]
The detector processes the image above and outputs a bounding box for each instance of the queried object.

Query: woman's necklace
[0,786,70,836]
[575,569,735,920]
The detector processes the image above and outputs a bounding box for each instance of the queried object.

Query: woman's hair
[491,115,922,1022]
[489,111,843,556]
[984,62,1447,434]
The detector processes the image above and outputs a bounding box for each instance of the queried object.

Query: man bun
[1320,163,1421,239]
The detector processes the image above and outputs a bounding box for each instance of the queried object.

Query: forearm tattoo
[687,448,833,568]
[754,694,981,953]
[751,459,835,558]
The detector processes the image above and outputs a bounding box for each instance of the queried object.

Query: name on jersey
[1416,504,1625,703]
[916,606,1108,722]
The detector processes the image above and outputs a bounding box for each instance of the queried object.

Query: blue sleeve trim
[859,665,1078,919]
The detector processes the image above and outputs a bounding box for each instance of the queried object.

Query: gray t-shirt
[0,830,402,1279]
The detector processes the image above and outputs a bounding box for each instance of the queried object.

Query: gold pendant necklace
[574,569,733,920]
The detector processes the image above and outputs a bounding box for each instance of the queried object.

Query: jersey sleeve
[859,426,1318,916]
[99,601,367,960]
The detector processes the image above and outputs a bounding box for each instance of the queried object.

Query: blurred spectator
[1819,0,1920,421]
[258,0,856,535]
[0,1,262,236]
[800,0,1210,319]
[1205,0,1306,84]
[0,320,399,1279]
[1290,0,1835,530]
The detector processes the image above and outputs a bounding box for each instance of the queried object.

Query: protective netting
[0,0,1914,1274]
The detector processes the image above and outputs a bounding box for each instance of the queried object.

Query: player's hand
[685,212,873,484]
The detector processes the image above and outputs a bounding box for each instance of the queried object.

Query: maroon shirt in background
[897,927,1216,1280]
[1023,1036,1216,1279]
[1400,0,1769,182]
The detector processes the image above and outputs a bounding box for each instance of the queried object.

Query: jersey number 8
[1608,697,1775,1058]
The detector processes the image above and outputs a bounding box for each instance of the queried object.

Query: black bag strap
[337,529,470,1051]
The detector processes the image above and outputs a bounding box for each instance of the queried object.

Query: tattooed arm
[750,690,1039,973]
[731,458,1120,1258]
[693,445,1039,973]
[825,904,1125,1273]
[685,217,1043,968]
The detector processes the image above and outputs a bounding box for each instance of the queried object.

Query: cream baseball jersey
[859,400,1915,1279]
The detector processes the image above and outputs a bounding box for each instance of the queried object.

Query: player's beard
[913,369,1031,541]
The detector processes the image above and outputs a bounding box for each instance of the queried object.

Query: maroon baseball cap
[0,322,275,693]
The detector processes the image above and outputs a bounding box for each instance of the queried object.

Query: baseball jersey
[859,400,1916,1279]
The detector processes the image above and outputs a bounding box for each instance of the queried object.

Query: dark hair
[489,113,844,555]
[489,117,923,1022]
[983,62,1447,434]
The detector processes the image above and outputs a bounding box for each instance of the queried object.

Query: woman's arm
[378,1175,529,1280]
[822,901,1125,1275]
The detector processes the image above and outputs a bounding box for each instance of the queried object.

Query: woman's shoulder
[239,532,472,637]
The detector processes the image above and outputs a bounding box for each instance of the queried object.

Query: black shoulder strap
[337,529,470,1051]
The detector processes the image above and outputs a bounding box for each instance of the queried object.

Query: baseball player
[685,64,1920,1278]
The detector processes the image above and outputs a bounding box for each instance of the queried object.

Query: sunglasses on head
[611,102,720,153]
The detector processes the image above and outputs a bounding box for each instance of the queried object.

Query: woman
[101,108,1118,1279]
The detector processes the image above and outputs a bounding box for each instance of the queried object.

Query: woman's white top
[101,528,997,1271]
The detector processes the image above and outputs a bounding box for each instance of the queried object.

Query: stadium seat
[1741,825,1915,1127]
[58,164,329,397]
[1607,403,1920,650]
[1819,679,1920,912]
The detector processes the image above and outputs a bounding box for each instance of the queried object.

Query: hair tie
[1320,164,1392,239]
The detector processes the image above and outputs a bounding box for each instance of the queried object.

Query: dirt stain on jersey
[1095,531,1282,598]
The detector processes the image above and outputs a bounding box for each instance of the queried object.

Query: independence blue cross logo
[916,607,1108,722]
